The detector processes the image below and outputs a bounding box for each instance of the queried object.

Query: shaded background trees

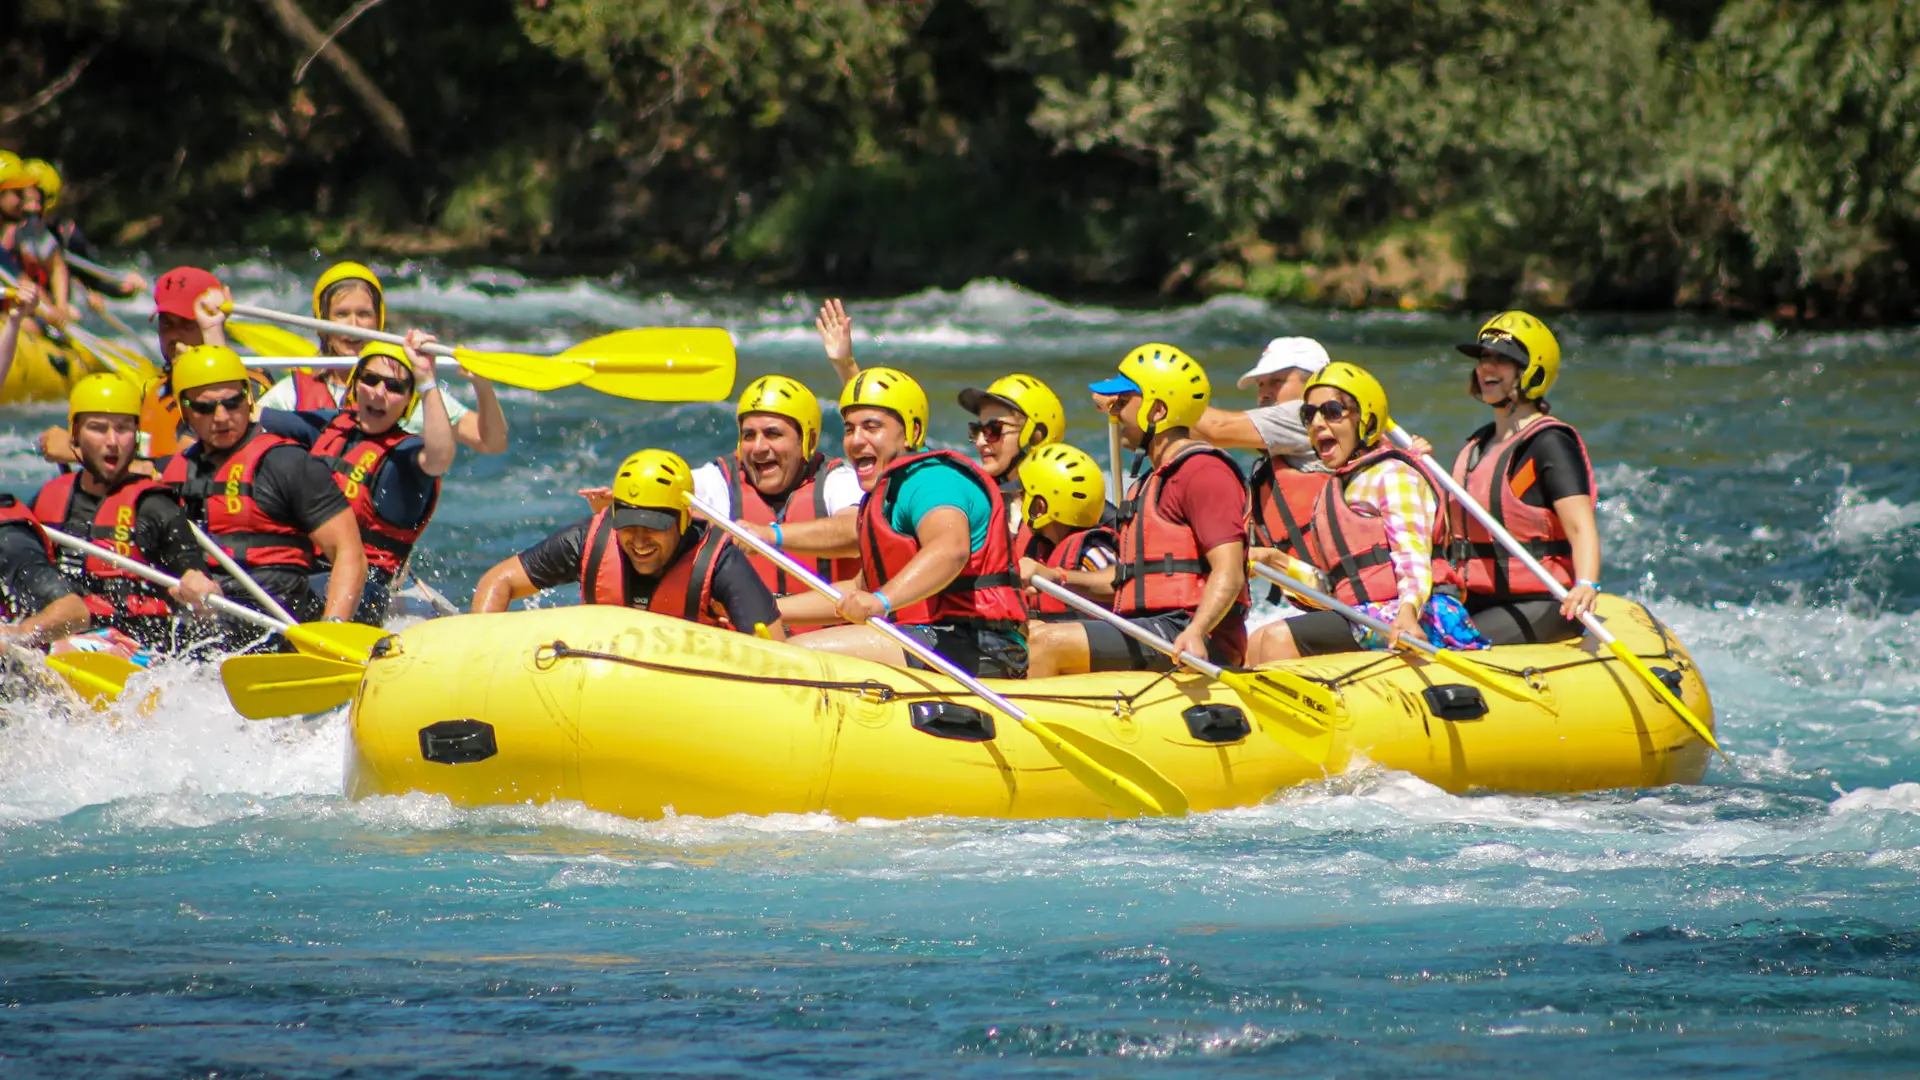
[3,0,1914,317]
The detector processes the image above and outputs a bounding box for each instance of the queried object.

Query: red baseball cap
[153,266,224,319]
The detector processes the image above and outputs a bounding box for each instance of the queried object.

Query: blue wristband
[1576,579,1600,591]
[873,590,892,615]
[770,522,783,547]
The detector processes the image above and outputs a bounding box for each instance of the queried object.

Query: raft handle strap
[536,641,900,702]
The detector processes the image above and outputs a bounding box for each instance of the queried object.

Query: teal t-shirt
[886,458,992,552]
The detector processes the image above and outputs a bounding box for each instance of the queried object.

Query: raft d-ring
[532,641,564,671]
[1110,695,1135,720]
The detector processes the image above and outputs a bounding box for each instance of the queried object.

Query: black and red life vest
[311,412,439,574]
[1305,443,1461,608]
[856,450,1027,626]
[1012,523,1117,620]
[291,371,340,411]
[1447,416,1596,599]
[578,512,729,626]
[1112,443,1251,617]
[30,472,175,624]
[161,427,315,573]
[0,494,55,622]
[710,452,859,597]
[1248,456,1331,558]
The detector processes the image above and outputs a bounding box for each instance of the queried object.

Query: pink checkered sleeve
[1345,458,1439,610]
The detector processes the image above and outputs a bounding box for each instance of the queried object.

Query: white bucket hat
[1236,337,1332,389]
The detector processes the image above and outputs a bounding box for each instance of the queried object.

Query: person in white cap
[1191,337,1335,585]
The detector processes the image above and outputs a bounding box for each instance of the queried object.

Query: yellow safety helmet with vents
[1018,443,1106,530]
[1457,310,1561,401]
[168,345,254,399]
[312,261,386,330]
[1302,361,1390,447]
[959,373,1066,449]
[1117,343,1209,431]
[610,449,694,532]
[839,367,929,449]
[68,373,144,427]
[24,160,60,209]
[736,374,822,456]
[346,341,419,414]
[0,154,30,192]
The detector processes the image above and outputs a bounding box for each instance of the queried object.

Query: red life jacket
[1248,456,1331,558]
[0,494,56,622]
[711,453,859,597]
[5,221,57,288]
[578,511,729,626]
[1305,444,1461,608]
[856,450,1027,626]
[1112,443,1250,616]
[292,371,340,411]
[1447,416,1596,598]
[30,473,175,622]
[161,427,315,572]
[311,412,440,574]
[1012,523,1117,620]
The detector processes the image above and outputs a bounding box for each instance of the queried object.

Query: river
[2,264,1917,1077]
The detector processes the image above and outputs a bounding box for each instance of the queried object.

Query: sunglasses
[185,392,250,416]
[968,419,1019,442]
[357,371,413,396]
[1299,400,1357,425]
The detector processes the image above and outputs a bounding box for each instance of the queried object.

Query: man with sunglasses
[256,332,456,624]
[159,345,367,634]
[1025,345,1250,677]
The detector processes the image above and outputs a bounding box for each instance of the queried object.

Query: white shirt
[256,374,473,436]
[691,457,863,518]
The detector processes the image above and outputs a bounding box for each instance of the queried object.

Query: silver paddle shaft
[1029,577,1224,678]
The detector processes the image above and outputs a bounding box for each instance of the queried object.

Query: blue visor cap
[1088,374,1141,395]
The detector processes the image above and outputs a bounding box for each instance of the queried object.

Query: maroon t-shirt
[1153,451,1249,661]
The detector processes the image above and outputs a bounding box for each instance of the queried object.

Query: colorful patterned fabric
[1342,456,1440,610]
[1353,593,1491,652]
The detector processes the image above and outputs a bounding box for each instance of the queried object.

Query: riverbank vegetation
[4,0,1914,317]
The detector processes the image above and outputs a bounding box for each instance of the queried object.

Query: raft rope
[535,640,1183,708]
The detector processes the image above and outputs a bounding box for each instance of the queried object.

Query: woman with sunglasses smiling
[956,374,1069,531]
[256,330,456,624]
[1244,362,1490,662]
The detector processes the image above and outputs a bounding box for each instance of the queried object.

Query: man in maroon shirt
[1022,344,1250,676]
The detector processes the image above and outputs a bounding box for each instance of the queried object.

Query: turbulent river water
[3,263,1918,1078]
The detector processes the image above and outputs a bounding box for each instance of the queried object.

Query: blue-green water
[4,269,1919,1078]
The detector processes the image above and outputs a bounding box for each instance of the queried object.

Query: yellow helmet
[1018,443,1106,530]
[346,342,419,414]
[24,160,60,209]
[736,374,822,456]
[168,345,254,399]
[1117,343,1209,431]
[1457,310,1561,401]
[959,373,1066,449]
[68,373,143,427]
[0,154,30,192]
[840,367,928,449]
[1303,361,1389,447]
[311,261,386,330]
[610,449,694,532]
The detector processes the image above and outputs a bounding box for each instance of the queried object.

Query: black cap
[1456,334,1530,366]
[609,502,680,531]
[957,387,1020,416]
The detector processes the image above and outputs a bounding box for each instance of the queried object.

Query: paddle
[1247,561,1549,706]
[44,651,146,709]
[41,526,385,707]
[1028,578,1338,766]
[220,653,366,720]
[0,265,150,380]
[1106,416,1126,513]
[689,493,1189,817]
[224,318,320,360]
[186,521,297,625]
[1385,425,1724,758]
[223,302,737,402]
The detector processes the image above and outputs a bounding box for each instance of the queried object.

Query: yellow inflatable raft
[0,327,148,404]
[345,594,1713,820]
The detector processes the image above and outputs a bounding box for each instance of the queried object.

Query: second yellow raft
[345,595,1713,820]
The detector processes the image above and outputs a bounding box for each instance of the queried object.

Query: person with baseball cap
[1221,337,1338,588]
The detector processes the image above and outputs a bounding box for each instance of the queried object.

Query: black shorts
[1082,610,1235,673]
[1282,609,1366,657]
[899,621,1029,679]
[1467,597,1580,646]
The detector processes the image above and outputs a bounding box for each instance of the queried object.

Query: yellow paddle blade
[227,320,319,359]
[448,346,593,392]
[1218,668,1337,765]
[221,654,365,719]
[1605,638,1723,755]
[559,328,737,402]
[44,652,142,708]
[1426,648,1550,707]
[1037,720,1190,817]
[283,621,389,665]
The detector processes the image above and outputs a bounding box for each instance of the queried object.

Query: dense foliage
[3,0,1914,316]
